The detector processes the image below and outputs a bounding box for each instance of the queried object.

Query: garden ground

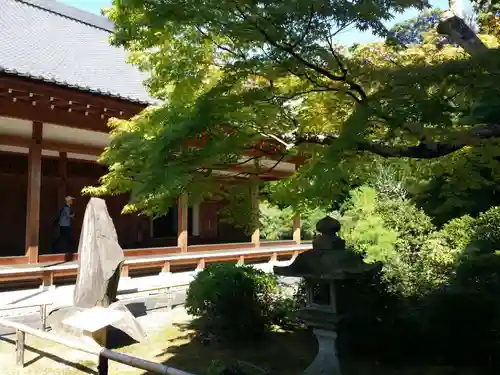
[0,306,486,375]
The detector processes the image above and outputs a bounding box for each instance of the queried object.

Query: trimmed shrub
[186,263,278,342]
[471,206,500,253]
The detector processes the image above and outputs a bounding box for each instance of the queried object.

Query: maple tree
[85,0,500,216]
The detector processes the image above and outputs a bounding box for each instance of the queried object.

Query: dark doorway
[152,205,193,238]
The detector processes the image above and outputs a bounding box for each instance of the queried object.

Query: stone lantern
[274,216,376,375]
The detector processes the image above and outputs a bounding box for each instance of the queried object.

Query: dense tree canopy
[85,0,500,218]
[387,8,443,46]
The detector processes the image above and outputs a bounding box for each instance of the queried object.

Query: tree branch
[296,122,500,159]
[288,7,315,49]
[437,11,488,55]
[233,4,347,84]
[195,26,246,59]
[232,155,286,177]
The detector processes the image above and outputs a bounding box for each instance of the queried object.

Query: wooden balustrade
[0,243,311,288]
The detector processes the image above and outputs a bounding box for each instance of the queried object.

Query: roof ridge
[16,0,114,32]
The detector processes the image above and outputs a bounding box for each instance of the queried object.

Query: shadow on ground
[107,301,148,349]
[0,335,97,374]
[141,320,317,375]
[134,319,491,375]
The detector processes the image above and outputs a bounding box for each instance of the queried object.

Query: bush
[269,294,305,330]
[471,206,500,253]
[340,185,451,296]
[420,252,500,367]
[337,203,500,367]
[186,263,278,342]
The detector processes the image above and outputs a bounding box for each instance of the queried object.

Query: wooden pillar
[250,180,260,247]
[120,265,129,278]
[58,151,67,203]
[192,202,200,236]
[237,255,245,265]
[16,329,25,367]
[293,212,301,244]
[177,194,188,252]
[42,271,53,288]
[25,121,42,263]
[161,261,171,274]
[196,258,205,271]
[292,157,303,245]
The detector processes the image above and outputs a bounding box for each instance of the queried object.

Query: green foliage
[417,142,500,225]
[334,200,500,366]
[259,201,293,240]
[387,8,444,46]
[437,215,476,250]
[268,294,302,331]
[470,206,500,253]
[340,186,399,264]
[259,200,331,240]
[418,251,500,366]
[300,206,336,239]
[339,180,475,296]
[268,279,307,330]
[478,13,500,38]
[217,184,258,235]
[85,0,500,218]
[186,263,278,342]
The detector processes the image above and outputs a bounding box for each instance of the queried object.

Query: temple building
[0,0,301,271]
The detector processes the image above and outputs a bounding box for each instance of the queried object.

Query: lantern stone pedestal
[274,216,376,375]
[305,329,341,375]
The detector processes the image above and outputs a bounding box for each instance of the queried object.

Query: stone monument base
[47,301,146,346]
[304,329,341,375]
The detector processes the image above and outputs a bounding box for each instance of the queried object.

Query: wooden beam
[177,194,188,252]
[293,212,301,244]
[0,134,291,180]
[250,180,260,247]
[25,121,42,263]
[227,165,292,179]
[0,134,104,156]
[0,97,111,133]
[44,140,103,156]
[0,74,145,115]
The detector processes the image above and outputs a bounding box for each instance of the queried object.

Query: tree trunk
[437,10,488,55]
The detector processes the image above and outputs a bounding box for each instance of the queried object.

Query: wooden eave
[0,73,146,133]
[0,74,301,180]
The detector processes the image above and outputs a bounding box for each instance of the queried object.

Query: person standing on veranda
[54,196,75,253]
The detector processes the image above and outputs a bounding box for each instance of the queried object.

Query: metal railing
[0,257,300,374]
[0,301,52,329]
[0,317,195,375]
[0,281,191,329]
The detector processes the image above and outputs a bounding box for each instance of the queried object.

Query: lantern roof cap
[274,216,377,279]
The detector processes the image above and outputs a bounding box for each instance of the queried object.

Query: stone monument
[47,198,146,347]
[274,216,375,375]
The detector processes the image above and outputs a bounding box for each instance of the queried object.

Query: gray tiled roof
[0,0,155,104]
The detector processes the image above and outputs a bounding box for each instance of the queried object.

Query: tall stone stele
[274,216,375,375]
[47,198,146,346]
